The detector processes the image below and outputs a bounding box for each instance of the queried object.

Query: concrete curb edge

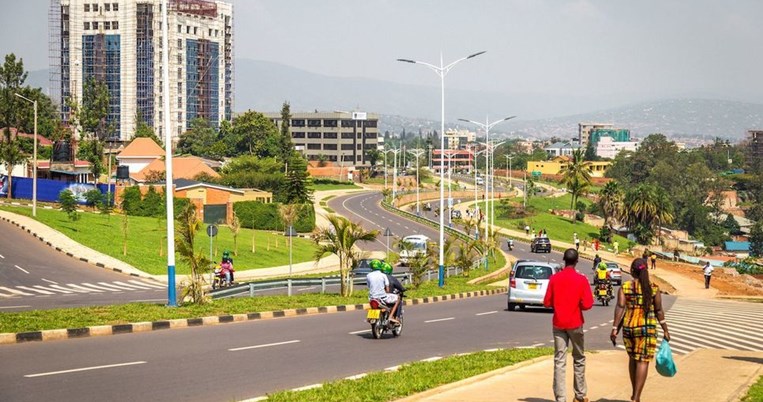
[0,288,508,345]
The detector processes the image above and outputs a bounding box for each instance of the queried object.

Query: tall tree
[559,148,592,222]
[280,154,313,204]
[598,180,624,231]
[750,222,763,258]
[177,118,217,157]
[0,53,28,133]
[0,138,26,198]
[278,101,293,161]
[231,110,280,157]
[312,215,378,297]
[133,112,163,146]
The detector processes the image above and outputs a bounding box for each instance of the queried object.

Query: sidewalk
[398,349,763,402]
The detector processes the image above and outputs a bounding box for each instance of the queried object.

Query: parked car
[450,209,462,219]
[530,237,552,253]
[605,262,622,285]
[351,259,374,277]
[475,177,484,186]
[507,260,559,310]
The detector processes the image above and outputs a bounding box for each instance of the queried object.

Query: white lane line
[0,287,34,296]
[109,281,150,290]
[66,284,104,293]
[41,278,58,285]
[114,281,154,290]
[33,286,72,294]
[349,329,371,335]
[292,384,322,392]
[0,305,31,309]
[531,343,544,347]
[14,265,30,274]
[483,348,500,352]
[49,285,88,293]
[476,311,498,316]
[16,286,54,295]
[421,357,442,362]
[229,339,301,352]
[96,282,133,291]
[127,280,165,289]
[24,361,147,378]
[589,325,599,330]
[344,373,367,380]
[385,366,400,372]
[80,283,122,292]
[425,317,455,323]
[0,254,4,258]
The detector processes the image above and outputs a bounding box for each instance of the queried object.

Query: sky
[1,0,762,116]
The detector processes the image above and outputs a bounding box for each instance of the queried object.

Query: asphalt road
[0,291,667,401]
[0,219,166,311]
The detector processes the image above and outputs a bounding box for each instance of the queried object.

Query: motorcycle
[595,280,613,306]
[211,269,232,290]
[507,239,514,251]
[366,294,404,339]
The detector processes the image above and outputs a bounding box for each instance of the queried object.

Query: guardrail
[211,266,468,299]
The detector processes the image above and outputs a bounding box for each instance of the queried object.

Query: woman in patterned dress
[610,258,671,402]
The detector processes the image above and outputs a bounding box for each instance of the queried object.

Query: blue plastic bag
[655,339,677,377]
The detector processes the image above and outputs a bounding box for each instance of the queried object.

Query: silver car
[507,260,559,311]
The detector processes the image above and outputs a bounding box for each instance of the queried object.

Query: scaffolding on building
[169,0,217,17]
[48,0,65,122]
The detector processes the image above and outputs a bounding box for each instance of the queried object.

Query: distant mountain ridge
[26,59,763,140]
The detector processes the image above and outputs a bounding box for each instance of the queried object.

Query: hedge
[233,201,315,232]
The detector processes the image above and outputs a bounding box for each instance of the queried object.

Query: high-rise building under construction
[49,0,233,142]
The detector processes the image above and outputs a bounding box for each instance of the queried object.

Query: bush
[83,189,103,210]
[233,201,315,232]
[313,178,354,186]
[121,186,143,215]
[141,186,163,217]
[59,189,79,221]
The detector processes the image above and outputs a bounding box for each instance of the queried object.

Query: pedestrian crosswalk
[664,298,763,355]
[0,280,166,298]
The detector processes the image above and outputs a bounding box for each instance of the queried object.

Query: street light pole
[387,147,401,204]
[161,0,177,307]
[383,146,388,190]
[14,93,37,217]
[398,50,486,288]
[443,151,457,226]
[409,148,426,215]
[490,141,505,232]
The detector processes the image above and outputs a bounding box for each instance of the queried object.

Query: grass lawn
[265,347,552,401]
[0,206,318,275]
[312,183,361,191]
[0,251,505,333]
[743,376,763,402]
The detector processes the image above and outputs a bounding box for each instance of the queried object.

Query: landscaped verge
[262,347,553,402]
[742,375,763,402]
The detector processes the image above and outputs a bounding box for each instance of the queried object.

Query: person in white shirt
[703,262,714,289]
[367,265,400,322]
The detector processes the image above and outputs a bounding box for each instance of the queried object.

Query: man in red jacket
[544,248,594,402]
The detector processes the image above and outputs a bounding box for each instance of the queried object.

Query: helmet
[381,262,393,275]
[369,259,382,270]
[222,250,231,258]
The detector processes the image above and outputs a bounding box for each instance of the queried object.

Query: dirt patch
[658,260,763,297]
[652,275,677,294]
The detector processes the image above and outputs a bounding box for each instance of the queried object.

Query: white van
[475,177,484,186]
[399,235,430,266]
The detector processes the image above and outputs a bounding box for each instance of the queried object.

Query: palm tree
[598,181,624,231]
[0,138,27,199]
[653,187,674,245]
[560,149,593,222]
[455,239,484,276]
[624,183,665,244]
[176,203,211,305]
[312,214,378,297]
[228,211,241,256]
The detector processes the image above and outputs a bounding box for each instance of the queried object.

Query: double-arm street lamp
[14,93,37,217]
[397,51,485,287]
[409,148,426,215]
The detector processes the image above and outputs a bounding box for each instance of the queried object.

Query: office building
[264,111,380,166]
[749,130,763,172]
[596,136,638,159]
[544,141,581,158]
[49,0,234,142]
[444,129,475,150]
[578,123,613,148]
[589,128,630,146]
[432,149,474,173]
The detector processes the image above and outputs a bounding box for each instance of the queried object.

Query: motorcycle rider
[222,250,234,283]
[595,261,612,298]
[381,262,405,318]
[507,239,514,251]
[366,260,400,324]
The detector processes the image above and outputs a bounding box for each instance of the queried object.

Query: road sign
[206,224,218,237]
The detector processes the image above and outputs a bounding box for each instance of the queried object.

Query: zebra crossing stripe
[668,307,763,322]
[668,327,758,351]
[33,285,72,294]
[66,284,105,293]
[0,287,34,296]
[113,281,153,290]
[98,282,136,291]
[16,286,55,295]
[127,280,165,289]
[81,283,122,292]
[666,316,762,345]
[667,310,763,331]
[49,285,89,294]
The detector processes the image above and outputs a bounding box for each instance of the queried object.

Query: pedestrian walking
[613,241,619,255]
[703,261,714,289]
[544,249,594,402]
[574,233,580,250]
[650,253,657,270]
[525,225,530,236]
[611,258,670,402]
[593,238,600,251]
[593,254,601,271]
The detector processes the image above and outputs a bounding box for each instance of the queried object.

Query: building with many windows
[264,111,380,166]
[444,129,475,150]
[749,130,763,172]
[49,0,234,142]
[578,122,613,148]
[596,136,639,159]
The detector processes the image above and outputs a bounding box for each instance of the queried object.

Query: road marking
[531,343,544,347]
[0,305,31,309]
[421,357,442,362]
[229,339,300,352]
[344,373,367,380]
[348,329,371,335]
[16,286,54,295]
[14,265,29,274]
[127,280,166,289]
[600,322,609,326]
[96,282,132,291]
[114,281,154,290]
[385,365,400,371]
[66,284,104,293]
[41,278,58,285]
[80,283,122,292]
[425,317,455,323]
[292,384,322,392]
[476,311,498,316]
[589,325,599,330]
[483,348,500,352]
[24,361,147,378]
[34,285,72,294]
[0,287,34,296]
[49,285,88,293]
[0,254,4,258]
[106,282,147,290]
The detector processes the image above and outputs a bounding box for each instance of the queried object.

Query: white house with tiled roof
[115,138,166,174]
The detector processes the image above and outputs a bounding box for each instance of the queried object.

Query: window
[177,38,182,49]
[307,119,321,127]
[323,133,337,139]
[323,144,337,150]
[291,132,305,139]
[291,119,305,127]
[177,112,182,122]
[323,119,337,128]
[307,132,321,139]
[113,3,118,11]
[92,21,99,29]
[177,83,182,94]
[177,55,182,64]
[92,3,98,12]
[341,144,354,150]
[307,144,321,150]
[209,29,212,37]
[112,21,118,29]
[104,21,110,30]
[193,27,197,35]
[341,132,354,139]
[177,68,182,80]
[178,97,182,108]
[341,120,354,128]
[105,3,110,11]
[84,21,90,30]
[186,26,190,34]
[178,24,182,33]
[84,4,90,12]
[215,29,219,37]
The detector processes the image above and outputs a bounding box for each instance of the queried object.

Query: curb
[0,288,507,345]
[0,213,153,280]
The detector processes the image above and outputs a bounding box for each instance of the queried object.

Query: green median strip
[264,347,553,402]
[742,375,763,402]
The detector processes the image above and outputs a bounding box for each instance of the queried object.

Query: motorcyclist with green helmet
[381,261,405,318]
[366,259,400,323]
[222,250,234,283]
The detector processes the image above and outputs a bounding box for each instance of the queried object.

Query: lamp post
[443,151,457,226]
[14,93,37,217]
[383,146,388,190]
[161,0,177,307]
[387,147,401,203]
[409,148,426,215]
[490,141,505,232]
[460,116,515,245]
[524,170,528,208]
[398,50,485,287]
[384,227,393,261]
[473,147,486,239]
[285,225,296,296]
[506,154,514,189]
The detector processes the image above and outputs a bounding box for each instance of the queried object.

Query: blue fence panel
[2,176,114,204]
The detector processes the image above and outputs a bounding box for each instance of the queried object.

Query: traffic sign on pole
[206,224,218,237]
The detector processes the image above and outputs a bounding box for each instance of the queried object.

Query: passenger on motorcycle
[595,261,612,296]
[222,251,234,283]
[220,260,234,285]
[366,259,400,323]
[381,262,405,318]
